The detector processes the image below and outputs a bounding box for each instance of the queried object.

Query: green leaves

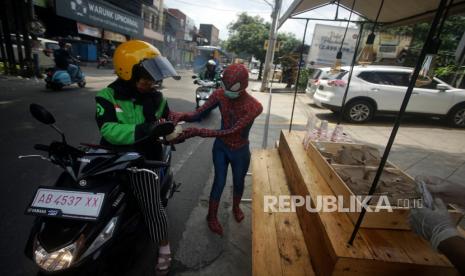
[226,13,269,62]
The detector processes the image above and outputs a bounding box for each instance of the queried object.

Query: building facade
[32,0,172,62]
[199,24,219,46]
[166,8,196,68]
[141,0,165,51]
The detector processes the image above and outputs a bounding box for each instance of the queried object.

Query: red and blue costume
[170,64,262,235]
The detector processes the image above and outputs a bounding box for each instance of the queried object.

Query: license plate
[26,188,105,220]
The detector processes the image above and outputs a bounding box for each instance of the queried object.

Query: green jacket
[95,79,169,157]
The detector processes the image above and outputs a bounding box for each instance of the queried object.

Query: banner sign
[308,24,358,67]
[56,0,143,37]
[103,30,127,42]
[77,22,102,38]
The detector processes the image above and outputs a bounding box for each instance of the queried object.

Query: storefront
[36,0,143,61]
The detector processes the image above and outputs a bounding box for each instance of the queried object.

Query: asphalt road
[0,67,218,275]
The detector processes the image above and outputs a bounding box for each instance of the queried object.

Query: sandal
[156,253,172,274]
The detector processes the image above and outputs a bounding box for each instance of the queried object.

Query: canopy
[278,0,465,28]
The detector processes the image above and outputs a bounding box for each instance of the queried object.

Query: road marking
[171,138,205,175]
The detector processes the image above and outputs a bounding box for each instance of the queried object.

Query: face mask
[224,90,240,99]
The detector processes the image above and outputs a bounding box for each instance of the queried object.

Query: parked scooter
[192,75,219,108]
[45,60,86,91]
[22,104,180,275]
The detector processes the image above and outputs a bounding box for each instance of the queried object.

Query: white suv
[313,65,465,127]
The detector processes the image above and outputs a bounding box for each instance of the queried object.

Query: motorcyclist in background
[53,41,79,81]
[199,59,221,82]
[95,40,180,273]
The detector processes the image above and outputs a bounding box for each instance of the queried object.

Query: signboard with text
[55,0,143,37]
[77,22,102,38]
[307,24,358,67]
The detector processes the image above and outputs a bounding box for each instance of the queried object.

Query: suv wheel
[447,104,465,128]
[344,100,374,123]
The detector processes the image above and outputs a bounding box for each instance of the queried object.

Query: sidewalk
[173,80,309,275]
[173,78,465,275]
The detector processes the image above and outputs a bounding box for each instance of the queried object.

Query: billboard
[307,24,359,67]
[55,0,143,37]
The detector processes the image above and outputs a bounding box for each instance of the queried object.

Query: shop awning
[278,0,465,28]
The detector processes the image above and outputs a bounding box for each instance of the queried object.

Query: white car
[313,65,465,127]
[250,68,259,74]
[3,35,59,70]
[306,67,347,98]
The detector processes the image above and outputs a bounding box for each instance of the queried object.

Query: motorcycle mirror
[29,103,67,144]
[30,104,56,125]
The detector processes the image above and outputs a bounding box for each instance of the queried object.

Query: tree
[274,32,300,62]
[225,13,303,81]
[360,15,465,86]
[225,13,269,79]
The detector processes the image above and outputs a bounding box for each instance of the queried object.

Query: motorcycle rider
[53,41,79,81]
[170,64,263,235]
[199,59,220,82]
[95,40,180,273]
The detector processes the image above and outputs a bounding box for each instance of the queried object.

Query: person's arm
[180,99,263,139]
[96,95,153,145]
[194,101,263,138]
[199,70,206,80]
[438,235,465,275]
[168,90,221,123]
[409,197,465,273]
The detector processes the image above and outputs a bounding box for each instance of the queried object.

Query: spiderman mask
[221,64,249,100]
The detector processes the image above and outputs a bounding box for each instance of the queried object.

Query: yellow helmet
[113,40,179,81]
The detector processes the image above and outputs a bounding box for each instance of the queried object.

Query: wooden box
[277,131,459,275]
[310,141,396,168]
[306,140,463,230]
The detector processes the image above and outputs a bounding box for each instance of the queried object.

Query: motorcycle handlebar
[34,144,50,152]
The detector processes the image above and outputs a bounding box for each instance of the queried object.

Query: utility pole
[260,0,282,92]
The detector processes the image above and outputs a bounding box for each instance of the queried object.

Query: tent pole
[262,62,279,149]
[289,18,309,132]
[337,22,365,125]
[348,0,449,245]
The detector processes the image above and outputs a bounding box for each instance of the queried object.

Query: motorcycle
[97,54,111,69]
[22,104,180,275]
[192,75,219,109]
[45,60,86,91]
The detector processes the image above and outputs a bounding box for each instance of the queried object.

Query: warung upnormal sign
[55,0,144,37]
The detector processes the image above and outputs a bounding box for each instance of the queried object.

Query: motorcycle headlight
[34,240,78,272]
[199,92,210,98]
[80,216,118,260]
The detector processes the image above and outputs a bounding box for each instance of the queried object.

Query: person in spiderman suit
[170,64,263,235]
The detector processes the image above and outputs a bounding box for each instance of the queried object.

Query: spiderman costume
[169,64,262,235]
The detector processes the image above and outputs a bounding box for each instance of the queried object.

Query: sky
[163,0,359,45]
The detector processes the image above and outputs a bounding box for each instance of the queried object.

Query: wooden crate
[278,131,458,275]
[306,139,463,230]
[310,141,397,168]
[252,149,315,276]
